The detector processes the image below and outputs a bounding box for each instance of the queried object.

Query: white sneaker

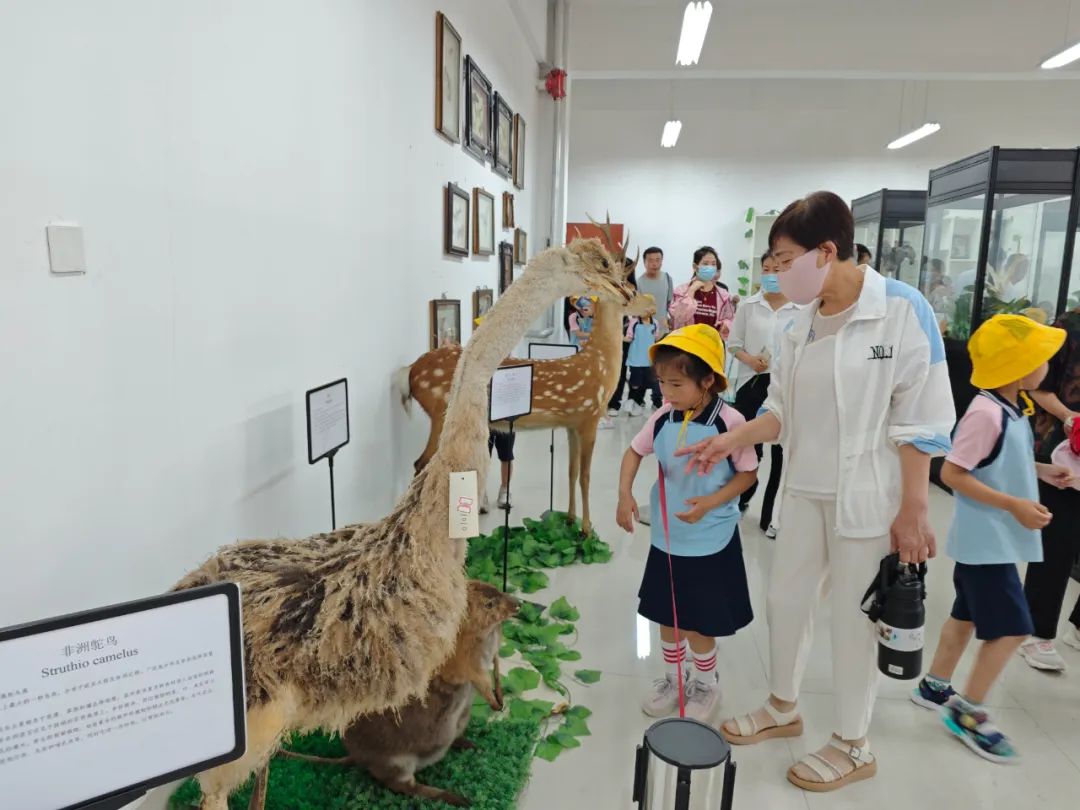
[765,525,777,540]
[642,674,684,718]
[684,676,721,723]
[598,417,615,430]
[497,487,511,510]
[607,407,621,417]
[628,401,644,417]
[1019,639,1066,672]
[1062,625,1080,652]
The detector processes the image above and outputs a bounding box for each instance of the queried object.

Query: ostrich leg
[577,421,600,535]
[247,765,269,810]
[566,428,581,524]
[414,409,446,474]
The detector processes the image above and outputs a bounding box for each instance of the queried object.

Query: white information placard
[306,378,350,464]
[527,342,579,361]
[0,585,245,810]
[489,364,534,423]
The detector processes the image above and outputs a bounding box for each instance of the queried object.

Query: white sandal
[787,739,877,792]
[720,702,803,745]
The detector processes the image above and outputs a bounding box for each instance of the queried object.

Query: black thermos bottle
[876,561,926,680]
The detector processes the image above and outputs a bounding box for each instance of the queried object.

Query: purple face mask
[778,249,831,305]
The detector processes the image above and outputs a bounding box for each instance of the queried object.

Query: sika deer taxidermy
[173,239,633,810]
[400,218,645,534]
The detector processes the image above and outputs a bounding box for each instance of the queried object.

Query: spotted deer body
[401,290,654,535]
[174,238,633,810]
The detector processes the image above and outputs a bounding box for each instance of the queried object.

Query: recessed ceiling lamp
[887,123,942,150]
[661,120,683,148]
[1042,2,1080,68]
[675,2,713,66]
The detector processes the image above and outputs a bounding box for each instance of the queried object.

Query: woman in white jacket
[678,191,955,793]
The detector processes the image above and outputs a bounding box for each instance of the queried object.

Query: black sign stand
[306,378,350,531]
[489,364,534,593]
[79,788,147,810]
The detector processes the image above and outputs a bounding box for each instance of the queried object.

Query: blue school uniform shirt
[569,313,593,348]
[945,391,1043,565]
[630,398,758,557]
[626,319,657,368]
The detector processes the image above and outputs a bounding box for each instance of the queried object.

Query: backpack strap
[950,391,1013,469]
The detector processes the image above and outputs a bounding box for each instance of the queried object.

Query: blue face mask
[696,265,717,282]
[760,273,781,293]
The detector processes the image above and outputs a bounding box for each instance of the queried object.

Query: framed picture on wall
[434,12,462,143]
[951,233,971,260]
[464,56,493,162]
[473,287,494,322]
[431,298,462,350]
[445,182,470,256]
[493,92,513,178]
[514,228,527,266]
[473,188,495,256]
[512,114,526,189]
[499,241,514,293]
[503,191,515,229]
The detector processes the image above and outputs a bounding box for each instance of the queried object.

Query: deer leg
[414,409,445,474]
[578,422,599,536]
[370,761,471,808]
[452,737,478,750]
[566,428,581,524]
[198,701,288,810]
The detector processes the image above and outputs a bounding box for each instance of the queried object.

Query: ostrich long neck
[434,269,559,471]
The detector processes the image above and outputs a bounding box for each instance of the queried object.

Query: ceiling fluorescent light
[887,122,941,150]
[676,2,713,66]
[1041,40,1080,68]
[661,120,682,148]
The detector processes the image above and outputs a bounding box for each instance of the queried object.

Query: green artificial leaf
[521,535,539,558]
[557,649,582,662]
[535,739,564,761]
[555,622,576,636]
[744,228,753,239]
[549,596,580,622]
[737,259,749,270]
[565,705,593,720]
[520,570,549,594]
[499,642,517,658]
[574,669,602,684]
[471,697,493,721]
[553,731,582,749]
[510,698,555,722]
[738,276,749,285]
[561,714,591,737]
[504,667,541,695]
[745,206,755,223]
[517,602,544,625]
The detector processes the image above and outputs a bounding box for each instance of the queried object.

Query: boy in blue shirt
[912,315,1072,762]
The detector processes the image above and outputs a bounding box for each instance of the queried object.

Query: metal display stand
[527,342,579,517]
[489,364,535,592]
[306,378,351,530]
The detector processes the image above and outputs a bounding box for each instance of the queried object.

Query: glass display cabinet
[851,189,927,286]
[919,147,1080,415]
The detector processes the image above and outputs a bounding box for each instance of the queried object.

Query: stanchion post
[501,419,516,592]
[328,451,337,531]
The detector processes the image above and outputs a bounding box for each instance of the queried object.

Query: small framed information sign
[306,378,350,465]
[489,364,534,423]
[527,342,579,361]
[0,584,246,810]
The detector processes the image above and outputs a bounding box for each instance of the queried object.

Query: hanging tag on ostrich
[449,471,480,538]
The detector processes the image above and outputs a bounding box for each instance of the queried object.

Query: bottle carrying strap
[657,465,686,719]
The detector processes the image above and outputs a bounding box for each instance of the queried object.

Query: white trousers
[767,494,890,740]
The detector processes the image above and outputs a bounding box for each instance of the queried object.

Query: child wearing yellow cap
[913,314,1072,764]
[615,324,759,723]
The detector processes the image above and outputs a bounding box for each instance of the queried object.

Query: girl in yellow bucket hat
[615,324,759,724]
[914,314,1072,764]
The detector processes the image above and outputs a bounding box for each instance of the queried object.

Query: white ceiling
[568,0,1080,78]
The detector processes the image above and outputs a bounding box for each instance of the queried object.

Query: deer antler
[585,212,628,265]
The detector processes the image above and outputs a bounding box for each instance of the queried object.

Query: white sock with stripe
[662,638,688,682]
[692,645,718,685]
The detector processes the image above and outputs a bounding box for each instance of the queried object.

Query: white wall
[0,0,553,626]
[567,77,1080,290]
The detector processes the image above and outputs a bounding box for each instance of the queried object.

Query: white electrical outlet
[46,224,86,275]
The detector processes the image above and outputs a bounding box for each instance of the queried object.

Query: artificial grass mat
[171,512,609,808]
[168,717,541,810]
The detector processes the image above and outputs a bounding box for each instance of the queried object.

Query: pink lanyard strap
[657,464,686,719]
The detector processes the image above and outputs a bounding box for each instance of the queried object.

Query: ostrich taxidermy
[399,223,649,534]
[173,239,633,810]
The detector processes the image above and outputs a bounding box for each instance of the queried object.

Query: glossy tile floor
[480,418,1080,810]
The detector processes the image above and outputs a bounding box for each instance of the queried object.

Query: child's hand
[675,496,713,524]
[1037,463,1075,490]
[616,495,639,533]
[1009,498,1053,530]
